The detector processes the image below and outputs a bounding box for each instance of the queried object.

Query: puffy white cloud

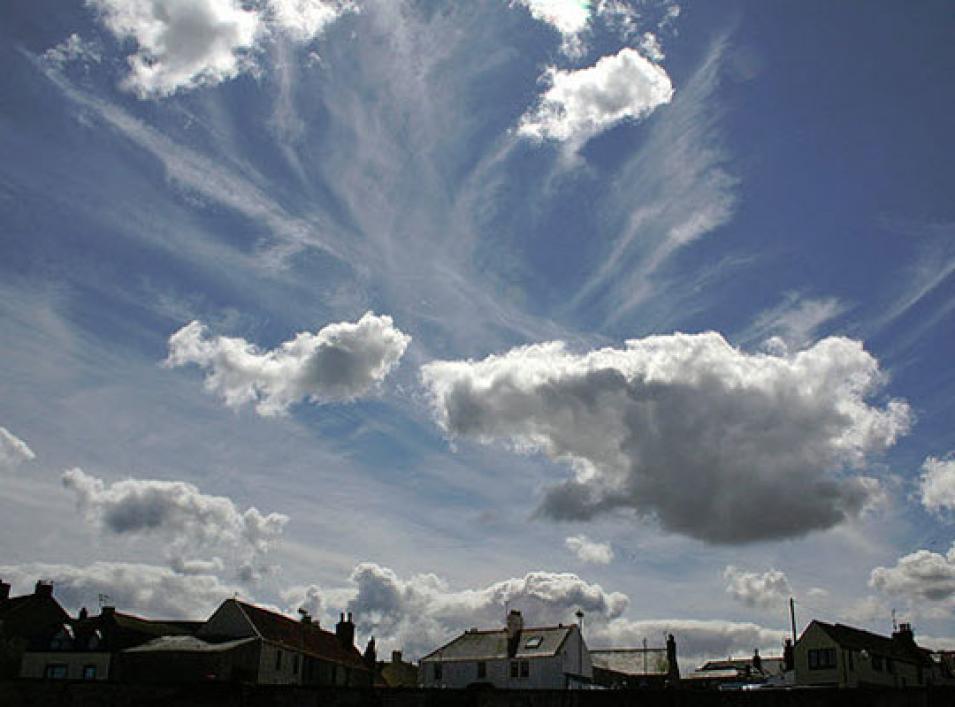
[286,562,628,658]
[0,561,238,619]
[870,544,955,605]
[165,312,410,416]
[591,618,788,668]
[565,534,614,564]
[920,456,955,514]
[266,0,357,42]
[518,47,673,147]
[0,426,36,472]
[512,0,591,57]
[723,565,791,609]
[61,468,288,568]
[421,332,910,544]
[42,33,102,68]
[86,0,261,98]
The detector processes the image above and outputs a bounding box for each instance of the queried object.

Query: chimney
[0,579,10,603]
[364,637,377,667]
[783,638,794,671]
[392,650,403,664]
[893,622,915,647]
[336,611,355,648]
[79,607,88,620]
[753,648,763,673]
[506,610,523,657]
[34,580,53,598]
[101,606,115,619]
[666,634,680,684]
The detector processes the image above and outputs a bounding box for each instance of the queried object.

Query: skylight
[524,636,543,649]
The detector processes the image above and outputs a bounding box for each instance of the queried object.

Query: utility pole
[789,597,797,645]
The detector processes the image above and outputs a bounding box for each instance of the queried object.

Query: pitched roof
[124,635,257,653]
[421,626,574,662]
[233,600,367,671]
[810,621,934,666]
[591,648,670,676]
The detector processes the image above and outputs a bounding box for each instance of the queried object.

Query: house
[121,599,373,686]
[419,609,592,689]
[590,634,680,689]
[794,620,937,688]
[377,649,418,687]
[19,604,199,681]
[0,580,70,679]
[683,649,786,690]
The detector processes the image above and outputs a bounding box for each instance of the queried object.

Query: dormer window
[524,636,543,649]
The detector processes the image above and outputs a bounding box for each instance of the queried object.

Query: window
[44,664,68,679]
[275,648,283,671]
[82,665,97,680]
[808,648,836,670]
[477,661,486,679]
[510,661,519,678]
[524,636,543,649]
[871,654,883,672]
[520,660,529,678]
[433,662,442,681]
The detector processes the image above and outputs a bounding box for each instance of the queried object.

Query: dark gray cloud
[421,333,910,544]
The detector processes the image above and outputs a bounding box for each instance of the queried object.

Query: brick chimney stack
[336,611,355,648]
[34,580,53,598]
[893,622,916,647]
[0,579,10,604]
[506,610,523,657]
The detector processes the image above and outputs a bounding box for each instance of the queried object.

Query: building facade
[419,610,592,690]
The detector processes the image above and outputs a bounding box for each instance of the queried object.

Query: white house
[419,610,592,689]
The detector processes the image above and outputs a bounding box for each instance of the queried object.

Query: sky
[2,0,955,670]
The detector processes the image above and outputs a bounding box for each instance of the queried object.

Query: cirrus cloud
[0,426,36,473]
[421,332,910,544]
[165,312,410,416]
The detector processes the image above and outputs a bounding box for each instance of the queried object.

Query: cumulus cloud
[512,0,591,57]
[565,535,614,564]
[591,618,788,669]
[42,33,102,68]
[87,0,261,98]
[285,562,627,658]
[421,332,910,544]
[165,312,410,416]
[723,565,791,609]
[0,561,237,619]
[0,426,36,472]
[84,0,356,97]
[61,468,288,570]
[266,0,357,42]
[518,47,673,147]
[920,456,955,514]
[870,544,955,605]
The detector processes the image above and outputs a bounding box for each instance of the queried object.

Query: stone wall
[2,681,953,707]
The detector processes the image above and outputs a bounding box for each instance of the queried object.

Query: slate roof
[124,635,256,653]
[421,626,574,662]
[591,648,670,676]
[811,621,934,666]
[700,657,786,675]
[232,600,367,671]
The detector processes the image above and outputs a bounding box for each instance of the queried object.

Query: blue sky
[2,0,955,666]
